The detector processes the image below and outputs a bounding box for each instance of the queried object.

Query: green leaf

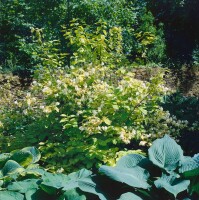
[58,189,86,200]
[193,154,199,163]
[66,169,92,188]
[40,172,70,195]
[0,191,24,200]
[41,169,106,200]
[7,179,40,193]
[116,154,150,169]
[25,188,53,200]
[2,160,23,176]
[112,105,119,110]
[154,174,190,197]
[138,107,147,115]
[99,165,150,189]
[148,135,183,172]
[118,192,143,200]
[22,147,41,163]
[65,169,107,200]
[25,189,37,200]
[190,176,199,195]
[179,156,199,177]
[102,117,111,125]
[10,150,33,167]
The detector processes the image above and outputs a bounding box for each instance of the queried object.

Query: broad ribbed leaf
[193,154,199,163]
[64,169,107,200]
[116,154,146,168]
[40,172,70,195]
[148,135,183,172]
[41,169,106,199]
[118,192,143,200]
[58,189,86,200]
[7,179,39,193]
[2,160,23,176]
[10,150,33,167]
[0,191,24,200]
[116,154,152,171]
[99,165,150,189]
[179,156,199,177]
[154,174,190,197]
[62,169,92,191]
[22,147,41,163]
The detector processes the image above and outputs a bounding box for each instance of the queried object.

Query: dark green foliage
[0,0,66,78]
[162,93,199,124]
[162,93,199,155]
[147,0,199,64]
[0,0,166,78]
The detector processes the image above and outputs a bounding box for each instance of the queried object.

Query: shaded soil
[132,66,199,97]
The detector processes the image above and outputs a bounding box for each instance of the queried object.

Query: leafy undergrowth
[0,135,198,200]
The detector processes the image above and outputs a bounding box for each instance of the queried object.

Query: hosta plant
[0,135,198,200]
[99,135,199,199]
[0,147,106,200]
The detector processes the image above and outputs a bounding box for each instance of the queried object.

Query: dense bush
[0,135,198,200]
[0,21,187,172]
[70,0,166,64]
[0,63,190,172]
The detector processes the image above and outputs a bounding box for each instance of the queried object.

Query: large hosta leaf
[58,189,86,200]
[22,147,41,163]
[99,165,150,189]
[179,156,199,177]
[116,154,147,168]
[10,150,33,167]
[8,179,42,200]
[41,169,107,200]
[1,160,23,176]
[0,191,24,200]
[63,169,92,190]
[40,172,70,195]
[64,169,107,200]
[118,192,143,200]
[148,135,183,172]
[7,179,40,193]
[154,174,190,197]
[9,147,41,167]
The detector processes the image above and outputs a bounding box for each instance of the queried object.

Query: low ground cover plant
[0,135,198,200]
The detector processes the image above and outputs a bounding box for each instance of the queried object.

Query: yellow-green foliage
[62,19,127,67]
[0,65,188,172]
[0,21,187,172]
